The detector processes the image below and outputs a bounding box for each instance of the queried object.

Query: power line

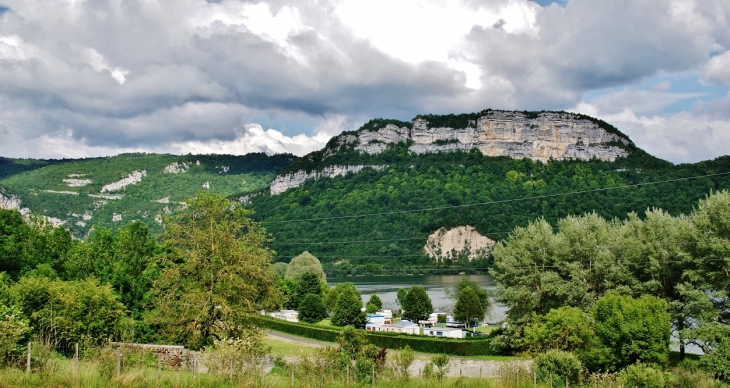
[259,171,730,224]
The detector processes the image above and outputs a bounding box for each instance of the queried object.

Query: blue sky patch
[531,0,565,7]
[584,73,728,114]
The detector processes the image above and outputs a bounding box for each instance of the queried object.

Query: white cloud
[0,0,727,163]
[704,51,730,87]
[573,100,730,163]
[80,47,130,84]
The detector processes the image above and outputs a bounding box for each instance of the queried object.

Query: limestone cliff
[270,110,632,195]
[337,111,630,163]
[424,226,495,262]
[270,165,387,195]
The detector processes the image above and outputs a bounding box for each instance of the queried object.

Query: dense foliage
[492,190,730,377]
[0,153,295,238]
[401,285,433,322]
[252,149,730,275]
[331,282,366,327]
[146,192,280,349]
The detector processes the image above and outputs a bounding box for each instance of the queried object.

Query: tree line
[490,190,730,379]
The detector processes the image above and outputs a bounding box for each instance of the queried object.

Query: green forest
[0,153,296,237]
[250,148,730,276]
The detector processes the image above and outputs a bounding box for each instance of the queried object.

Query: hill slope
[245,110,730,275]
[0,153,296,236]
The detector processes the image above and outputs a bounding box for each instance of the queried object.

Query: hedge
[249,315,499,356]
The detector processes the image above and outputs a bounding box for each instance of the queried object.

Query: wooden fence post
[26,342,31,374]
[157,353,161,380]
[371,364,375,387]
[73,343,78,378]
[116,347,121,377]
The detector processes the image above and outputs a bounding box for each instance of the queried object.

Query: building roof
[393,320,418,327]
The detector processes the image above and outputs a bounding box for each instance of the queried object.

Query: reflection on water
[328,274,506,322]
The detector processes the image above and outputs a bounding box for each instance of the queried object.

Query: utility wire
[259,171,730,224]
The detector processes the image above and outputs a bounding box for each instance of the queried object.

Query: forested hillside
[0,153,296,237]
[248,113,730,275]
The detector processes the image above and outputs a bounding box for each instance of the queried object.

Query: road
[264,329,532,378]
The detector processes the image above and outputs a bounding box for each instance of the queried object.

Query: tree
[0,303,29,365]
[285,251,326,282]
[446,279,490,313]
[396,288,407,309]
[272,262,288,279]
[0,209,30,278]
[298,271,323,298]
[453,287,485,327]
[146,191,280,349]
[365,303,379,314]
[402,285,432,322]
[298,294,328,324]
[330,283,366,327]
[592,292,670,371]
[368,294,383,311]
[519,307,597,356]
[11,276,127,346]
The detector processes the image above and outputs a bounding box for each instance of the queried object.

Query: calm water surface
[328,274,506,322]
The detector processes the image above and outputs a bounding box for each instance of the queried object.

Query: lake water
[328,274,507,323]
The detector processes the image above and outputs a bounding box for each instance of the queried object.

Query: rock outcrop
[338,112,629,163]
[0,189,22,211]
[270,111,632,195]
[270,165,388,195]
[101,171,147,193]
[424,226,495,262]
[163,162,189,174]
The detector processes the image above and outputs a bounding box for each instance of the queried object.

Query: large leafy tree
[146,191,280,349]
[297,294,328,324]
[592,292,670,371]
[285,251,326,281]
[330,282,366,327]
[447,279,490,318]
[401,285,432,322]
[453,287,485,327]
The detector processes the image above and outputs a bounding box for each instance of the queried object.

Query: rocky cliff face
[424,226,495,262]
[270,111,631,195]
[339,111,629,163]
[270,165,388,195]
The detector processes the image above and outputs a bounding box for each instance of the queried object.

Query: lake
[328,274,507,322]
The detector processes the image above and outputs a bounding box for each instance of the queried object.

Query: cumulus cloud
[0,0,727,163]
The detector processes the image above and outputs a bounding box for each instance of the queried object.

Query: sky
[0,0,728,164]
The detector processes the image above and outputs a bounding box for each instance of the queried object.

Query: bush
[431,354,450,381]
[617,363,665,388]
[0,303,29,365]
[534,350,582,386]
[203,328,269,378]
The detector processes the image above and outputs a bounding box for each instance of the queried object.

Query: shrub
[203,327,269,378]
[593,292,670,370]
[534,350,582,386]
[0,303,29,365]
[431,354,450,382]
[392,345,415,380]
[617,363,665,388]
